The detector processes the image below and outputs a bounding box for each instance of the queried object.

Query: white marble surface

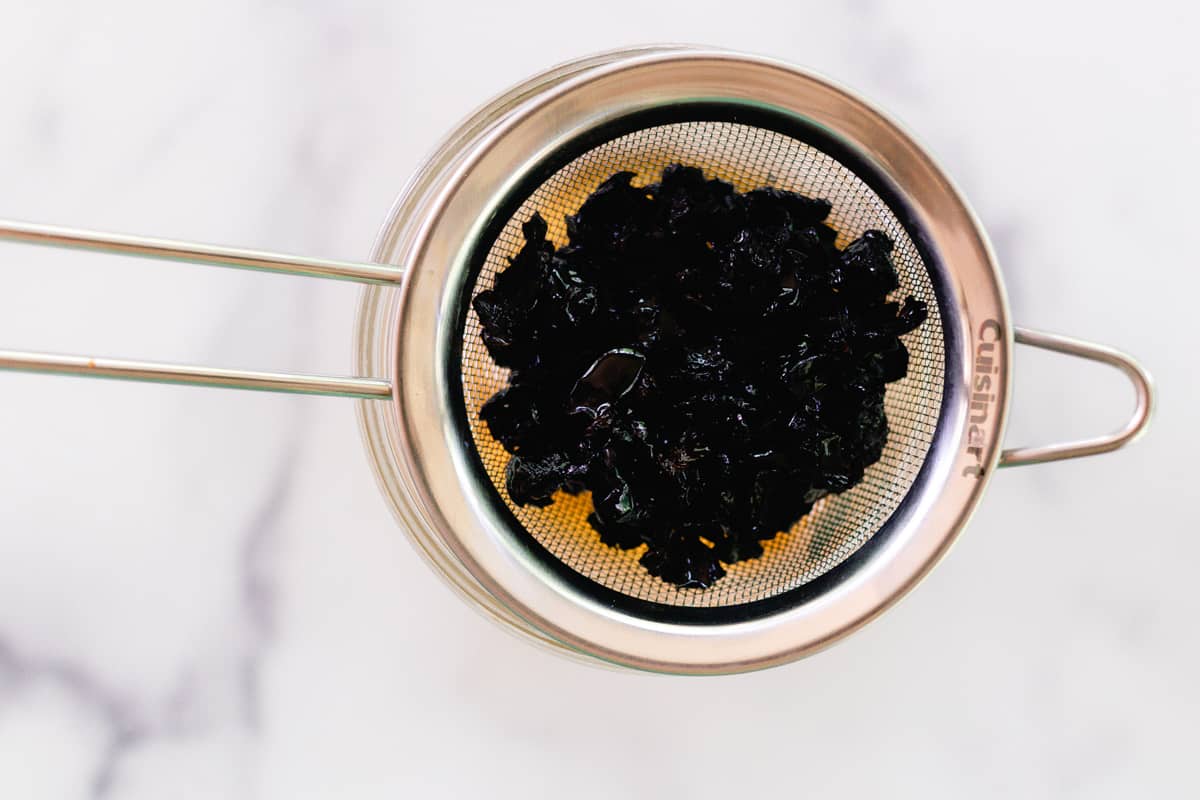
[0,2,1196,797]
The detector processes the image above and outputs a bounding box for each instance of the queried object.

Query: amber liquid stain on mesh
[461,122,945,607]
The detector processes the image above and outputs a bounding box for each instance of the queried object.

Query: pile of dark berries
[472,165,928,589]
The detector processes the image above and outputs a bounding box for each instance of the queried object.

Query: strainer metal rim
[383,48,1011,673]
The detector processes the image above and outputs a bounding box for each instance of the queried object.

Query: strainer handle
[998,327,1154,467]
[0,219,399,399]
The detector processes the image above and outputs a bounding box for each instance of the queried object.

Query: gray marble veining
[0,1,1196,798]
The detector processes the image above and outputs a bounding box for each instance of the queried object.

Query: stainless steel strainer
[0,47,1153,673]
[463,119,947,611]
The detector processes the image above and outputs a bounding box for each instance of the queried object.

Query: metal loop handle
[999,327,1154,468]
[0,219,399,398]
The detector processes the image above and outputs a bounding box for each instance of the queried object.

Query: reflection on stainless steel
[1000,327,1155,467]
[0,349,392,398]
[0,218,398,398]
[0,219,403,284]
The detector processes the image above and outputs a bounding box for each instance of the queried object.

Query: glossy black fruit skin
[473,165,928,588]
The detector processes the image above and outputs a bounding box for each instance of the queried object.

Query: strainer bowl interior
[457,107,946,614]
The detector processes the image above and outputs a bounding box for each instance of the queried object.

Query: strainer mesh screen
[460,121,944,607]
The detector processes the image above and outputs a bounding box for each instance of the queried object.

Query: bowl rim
[369,47,1012,673]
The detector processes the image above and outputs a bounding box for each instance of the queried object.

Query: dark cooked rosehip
[473,165,929,588]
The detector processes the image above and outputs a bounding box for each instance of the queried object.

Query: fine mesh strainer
[0,47,1154,673]
[463,120,945,610]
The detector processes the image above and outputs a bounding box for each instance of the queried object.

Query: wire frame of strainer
[0,47,1153,674]
[360,48,1150,672]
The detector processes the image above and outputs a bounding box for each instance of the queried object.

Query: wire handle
[999,327,1154,467]
[0,219,398,399]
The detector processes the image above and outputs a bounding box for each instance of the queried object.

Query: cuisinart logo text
[963,319,1002,479]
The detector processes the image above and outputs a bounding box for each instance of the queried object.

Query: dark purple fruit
[472,165,929,588]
